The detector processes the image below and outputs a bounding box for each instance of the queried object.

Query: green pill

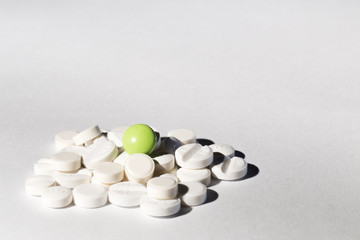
[122,124,157,155]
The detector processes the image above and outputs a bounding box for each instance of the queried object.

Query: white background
[1,0,360,239]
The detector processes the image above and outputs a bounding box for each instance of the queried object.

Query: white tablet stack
[25,125,248,217]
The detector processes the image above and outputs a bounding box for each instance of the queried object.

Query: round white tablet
[211,156,248,180]
[210,144,235,158]
[175,143,213,169]
[83,137,118,169]
[125,153,155,184]
[92,162,124,184]
[160,173,178,183]
[53,171,91,188]
[154,154,175,173]
[51,152,81,172]
[167,128,196,145]
[109,182,147,207]
[176,168,211,186]
[147,177,178,200]
[107,126,129,151]
[55,130,78,151]
[73,125,102,146]
[113,151,131,166]
[77,168,93,177]
[73,183,108,208]
[140,195,181,217]
[25,175,56,196]
[178,182,207,206]
[41,186,73,208]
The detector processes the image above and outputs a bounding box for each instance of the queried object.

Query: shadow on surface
[235,150,246,159]
[196,138,215,146]
[203,189,219,205]
[241,163,259,180]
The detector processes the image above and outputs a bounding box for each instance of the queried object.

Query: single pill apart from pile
[92,162,124,184]
[41,186,73,208]
[73,125,102,146]
[176,168,211,186]
[25,175,57,196]
[178,182,207,206]
[211,156,248,180]
[109,182,147,207]
[175,143,213,169]
[167,128,196,145]
[125,153,155,184]
[73,183,108,208]
[51,151,81,172]
[147,177,178,200]
[55,130,78,151]
[140,195,181,217]
[122,124,157,154]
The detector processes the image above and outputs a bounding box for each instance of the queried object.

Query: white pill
[158,137,183,154]
[176,168,211,186]
[34,159,53,175]
[168,128,196,145]
[73,125,102,146]
[55,130,78,151]
[210,144,235,158]
[83,137,118,169]
[175,143,213,169]
[147,177,178,200]
[211,156,248,180]
[178,182,207,206]
[113,151,131,166]
[61,145,87,158]
[154,154,175,173]
[140,195,181,217]
[107,126,129,151]
[91,178,112,189]
[41,186,73,208]
[125,153,155,184]
[109,182,147,207]
[93,162,123,184]
[25,175,56,196]
[77,168,93,177]
[53,171,91,188]
[51,152,81,172]
[73,183,108,208]
[160,173,178,183]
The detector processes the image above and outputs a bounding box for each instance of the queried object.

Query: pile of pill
[25,124,248,217]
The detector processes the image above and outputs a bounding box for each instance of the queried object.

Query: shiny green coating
[122,124,157,155]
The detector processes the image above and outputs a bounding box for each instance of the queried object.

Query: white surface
[1,0,360,239]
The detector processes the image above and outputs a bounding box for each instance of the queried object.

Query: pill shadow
[203,189,218,205]
[240,163,259,180]
[196,138,215,146]
[235,150,246,159]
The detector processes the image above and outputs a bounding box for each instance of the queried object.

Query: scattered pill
[176,168,211,186]
[147,177,178,200]
[167,128,196,145]
[92,162,124,184]
[123,124,157,154]
[83,137,118,169]
[73,125,102,146]
[55,130,78,151]
[51,152,81,172]
[140,195,181,217]
[25,175,56,196]
[175,143,213,169]
[178,182,207,206]
[53,171,91,188]
[41,186,73,208]
[210,144,235,158]
[211,156,248,180]
[73,183,108,208]
[153,154,175,174]
[125,153,155,184]
[109,182,147,207]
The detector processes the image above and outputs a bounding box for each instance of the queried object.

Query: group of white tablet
[25,125,248,217]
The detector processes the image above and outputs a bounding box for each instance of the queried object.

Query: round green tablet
[122,124,157,155]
